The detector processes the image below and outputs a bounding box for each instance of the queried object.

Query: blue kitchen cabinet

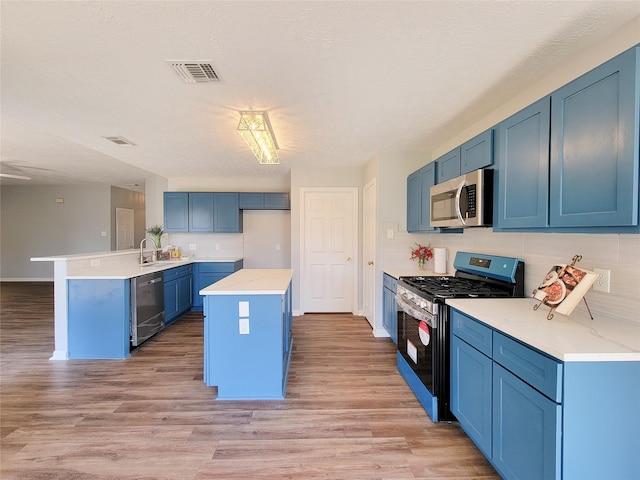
[550,45,639,228]
[239,192,290,210]
[164,192,242,233]
[450,333,492,458]
[192,260,243,310]
[189,192,215,232]
[436,147,461,183]
[495,45,640,232]
[164,192,190,233]
[382,273,398,344]
[494,97,551,230]
[164,264,193,325]
[450,308,640,480]
[213,193,242,232]
[407,161,437,232]
[460,129,493,174]
[67,279,130,359]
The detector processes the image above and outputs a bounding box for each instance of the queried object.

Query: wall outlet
[90,259,100,267]
[593,268,611,293]
[215,244,220,251]
[189,243,196,251]
[239,318,250,335]
[276,243,281,251]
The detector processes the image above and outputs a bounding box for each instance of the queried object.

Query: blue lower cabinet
[382,274,398,344]
[192,261,243,309]
[450,308,640,480]
[67,279,130,359]
[164,264,193,325]
[492,363,561,480]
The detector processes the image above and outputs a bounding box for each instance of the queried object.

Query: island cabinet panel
[450,308,640,480]
[203,281,293,400]
[67,279,130,359]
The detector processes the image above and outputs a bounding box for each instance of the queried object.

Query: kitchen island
[200,269,293,400]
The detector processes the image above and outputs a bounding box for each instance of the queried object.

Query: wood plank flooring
[1,281,499,479]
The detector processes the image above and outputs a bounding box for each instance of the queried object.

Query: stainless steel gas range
[396,251,525,422]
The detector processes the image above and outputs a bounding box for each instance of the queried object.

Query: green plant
[145,225,163,236]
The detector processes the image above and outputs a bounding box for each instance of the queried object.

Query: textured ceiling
[1,1,639,190]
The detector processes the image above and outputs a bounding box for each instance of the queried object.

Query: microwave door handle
[455,180,466,225]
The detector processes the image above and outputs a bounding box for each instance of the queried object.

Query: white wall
[243,210,291,269]
[0,184,111,280]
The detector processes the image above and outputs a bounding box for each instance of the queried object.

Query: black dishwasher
[131,271,165,346]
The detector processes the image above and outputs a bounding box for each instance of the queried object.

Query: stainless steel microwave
[429,169,493,228]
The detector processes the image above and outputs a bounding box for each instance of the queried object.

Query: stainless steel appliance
[396,251,524,422]
[131,271,165,347]
[430,168,493,228]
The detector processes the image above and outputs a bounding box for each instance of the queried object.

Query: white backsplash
[383,228,640,350]
[165,233,244,259]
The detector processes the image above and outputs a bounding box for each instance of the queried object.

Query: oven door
[396,297,436,395]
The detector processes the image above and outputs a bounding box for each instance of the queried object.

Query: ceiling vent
[103,136,136,146]
[166,61,220,83]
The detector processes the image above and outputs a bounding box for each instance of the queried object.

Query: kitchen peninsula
[200,269,293,400]
[31,250,242,360]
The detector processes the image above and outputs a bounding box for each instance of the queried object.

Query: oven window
[398,311,435,393]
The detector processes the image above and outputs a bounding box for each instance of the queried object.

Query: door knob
[346,256,351,261]
[368,260,374,266]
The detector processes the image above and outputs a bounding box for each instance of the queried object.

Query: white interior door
[363,179,376,328]
[115,207,134,250]
[302,188,357,313]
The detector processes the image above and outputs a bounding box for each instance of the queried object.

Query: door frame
[362,178,377,328]
[299,187,359,315]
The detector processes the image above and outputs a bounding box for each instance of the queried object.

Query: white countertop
[64,257,243,279]
[446,297,640,363]
[200,269,293,296]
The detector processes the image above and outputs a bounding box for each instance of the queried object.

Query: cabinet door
[418,163,436,231]
[163,192,189,233]
[189,193,215,232]
[163,279,179,324]
[382,286,398,344]
[495,97,551,229]
[436,148,461,183]
[407,171,420,232]
[239,192,263,209]
[213,193,242,232]
[461,129,493,174]
[550,46,639,227]
[264,193,290,209]
[177,275,193,312]
[492,363,561,480]
[450,335,493,458]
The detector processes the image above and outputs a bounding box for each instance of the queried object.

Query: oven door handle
[395,295,435,327]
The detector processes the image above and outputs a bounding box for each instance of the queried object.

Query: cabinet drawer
[163,264,193,281]
[493,332,563,402]
[383,273,397,293]
[451,310,492,357]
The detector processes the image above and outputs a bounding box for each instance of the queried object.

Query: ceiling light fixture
[237,111,279,165]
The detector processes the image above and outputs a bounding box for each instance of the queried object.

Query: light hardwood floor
[1,282,499,479]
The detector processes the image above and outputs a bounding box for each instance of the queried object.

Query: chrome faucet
[139,238,158,264]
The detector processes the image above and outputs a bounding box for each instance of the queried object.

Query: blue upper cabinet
[495,97,551,229]
[436,147,461,183]
[213,193,242,233]
[550,46,639,228]
[407,161,437,232]
[164,192,190,232]
[164,192,242,233]
[461,129,494,174]
[189,192,215,232]
[239,192,290,210]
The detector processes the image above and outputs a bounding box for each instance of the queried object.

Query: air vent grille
[104,136,136,146]
[166,61,220,83]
